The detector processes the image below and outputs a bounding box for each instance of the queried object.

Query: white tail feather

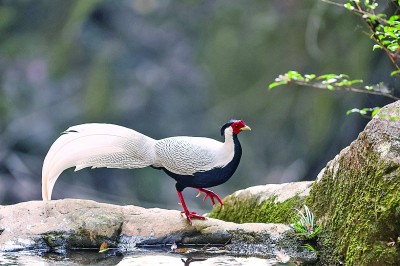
[42,123,158,200]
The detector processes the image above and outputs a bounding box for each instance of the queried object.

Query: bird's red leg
[176,189,206,224]
[195,188,224,207]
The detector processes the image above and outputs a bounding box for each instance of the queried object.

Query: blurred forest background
[0,0,396,213]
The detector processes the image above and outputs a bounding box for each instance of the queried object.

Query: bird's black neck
[231,133,242,162]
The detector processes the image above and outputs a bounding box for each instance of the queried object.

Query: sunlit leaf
[389,15,399,22]
[346,107,380,117]
[373,44,382,51]
[346,108,360,115]
[371,108,380,117]
[365,85,373,90]
[287,70,304,81]
[304,74,316,81]
[268,80,287,89]
[344,3,354,10]
[317,74,338,80]
[390,70,400,76]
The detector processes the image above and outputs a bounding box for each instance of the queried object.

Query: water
[0,250,298,266]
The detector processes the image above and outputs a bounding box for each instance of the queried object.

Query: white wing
[42,123,158,201]
[155,136,233,176]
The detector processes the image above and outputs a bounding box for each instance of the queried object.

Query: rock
[307,101,400,266]
[0,199,316,263]
[209,181,313,223]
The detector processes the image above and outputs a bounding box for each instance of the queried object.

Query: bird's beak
[240,125,251,131]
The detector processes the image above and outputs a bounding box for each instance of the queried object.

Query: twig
[293,80,400,100]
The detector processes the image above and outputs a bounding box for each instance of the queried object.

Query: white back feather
[155,127,235,175]
[42,123,157,200]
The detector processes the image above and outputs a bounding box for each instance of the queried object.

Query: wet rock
[209,181,313,223]
[0,199,316,263]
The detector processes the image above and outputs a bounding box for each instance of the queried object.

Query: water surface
[0,250,297,266]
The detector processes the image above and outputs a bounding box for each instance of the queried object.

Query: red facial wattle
[231,120,251,135]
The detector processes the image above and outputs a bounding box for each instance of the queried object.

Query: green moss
[307,140,400,266]
[209,194,305,224]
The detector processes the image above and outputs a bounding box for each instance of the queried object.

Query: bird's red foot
[181,211,206,224]
[195,188,224,207]
[177,190,207,225]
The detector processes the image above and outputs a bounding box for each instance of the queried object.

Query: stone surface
[209,181,313,223]
[0,199,316,262]
[229,181,312,203]
[307,101,400,266]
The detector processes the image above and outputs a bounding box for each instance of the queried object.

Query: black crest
[220,119,239,136]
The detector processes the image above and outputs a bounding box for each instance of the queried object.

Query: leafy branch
[323,0,400,74]
[269,71,399,101]
[346,107,381,118]
[268,1,400,118]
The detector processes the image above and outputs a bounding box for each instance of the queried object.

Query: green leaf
[377,13,387,19]
[390,70,400,77]
[373,44,382,51]
[268,80,287,89]
[365,85,373,90]
[371,108,380,117]
[346,109,355,115]
[335,79,363,87]
[344,3,354,10]
[303,244,317,252]
[317,74,340,81]
[304,74,316,81]
[347,108,363,115]
[287,71,304,81]
[388,43,399,52]
[389,15,399,22]
[346,107,380,117]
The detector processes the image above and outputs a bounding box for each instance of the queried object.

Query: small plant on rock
[292,205,320,240]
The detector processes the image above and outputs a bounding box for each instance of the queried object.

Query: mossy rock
[209,181,312,223]
[307,102,400,266]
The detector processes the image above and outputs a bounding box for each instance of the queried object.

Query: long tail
[42,123,158,201]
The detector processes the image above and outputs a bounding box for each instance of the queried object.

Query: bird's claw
[195,188,224,207]
[181,211,206,225]
[196,191,215,204]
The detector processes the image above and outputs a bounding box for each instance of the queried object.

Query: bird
[42,119,251,224]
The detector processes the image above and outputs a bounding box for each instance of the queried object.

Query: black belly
[163,164,238,189]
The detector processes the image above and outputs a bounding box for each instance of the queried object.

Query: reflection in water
[0,251,295,266]
[181,257,207,265]
[0,250,124,266]
[117,253,285,266]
